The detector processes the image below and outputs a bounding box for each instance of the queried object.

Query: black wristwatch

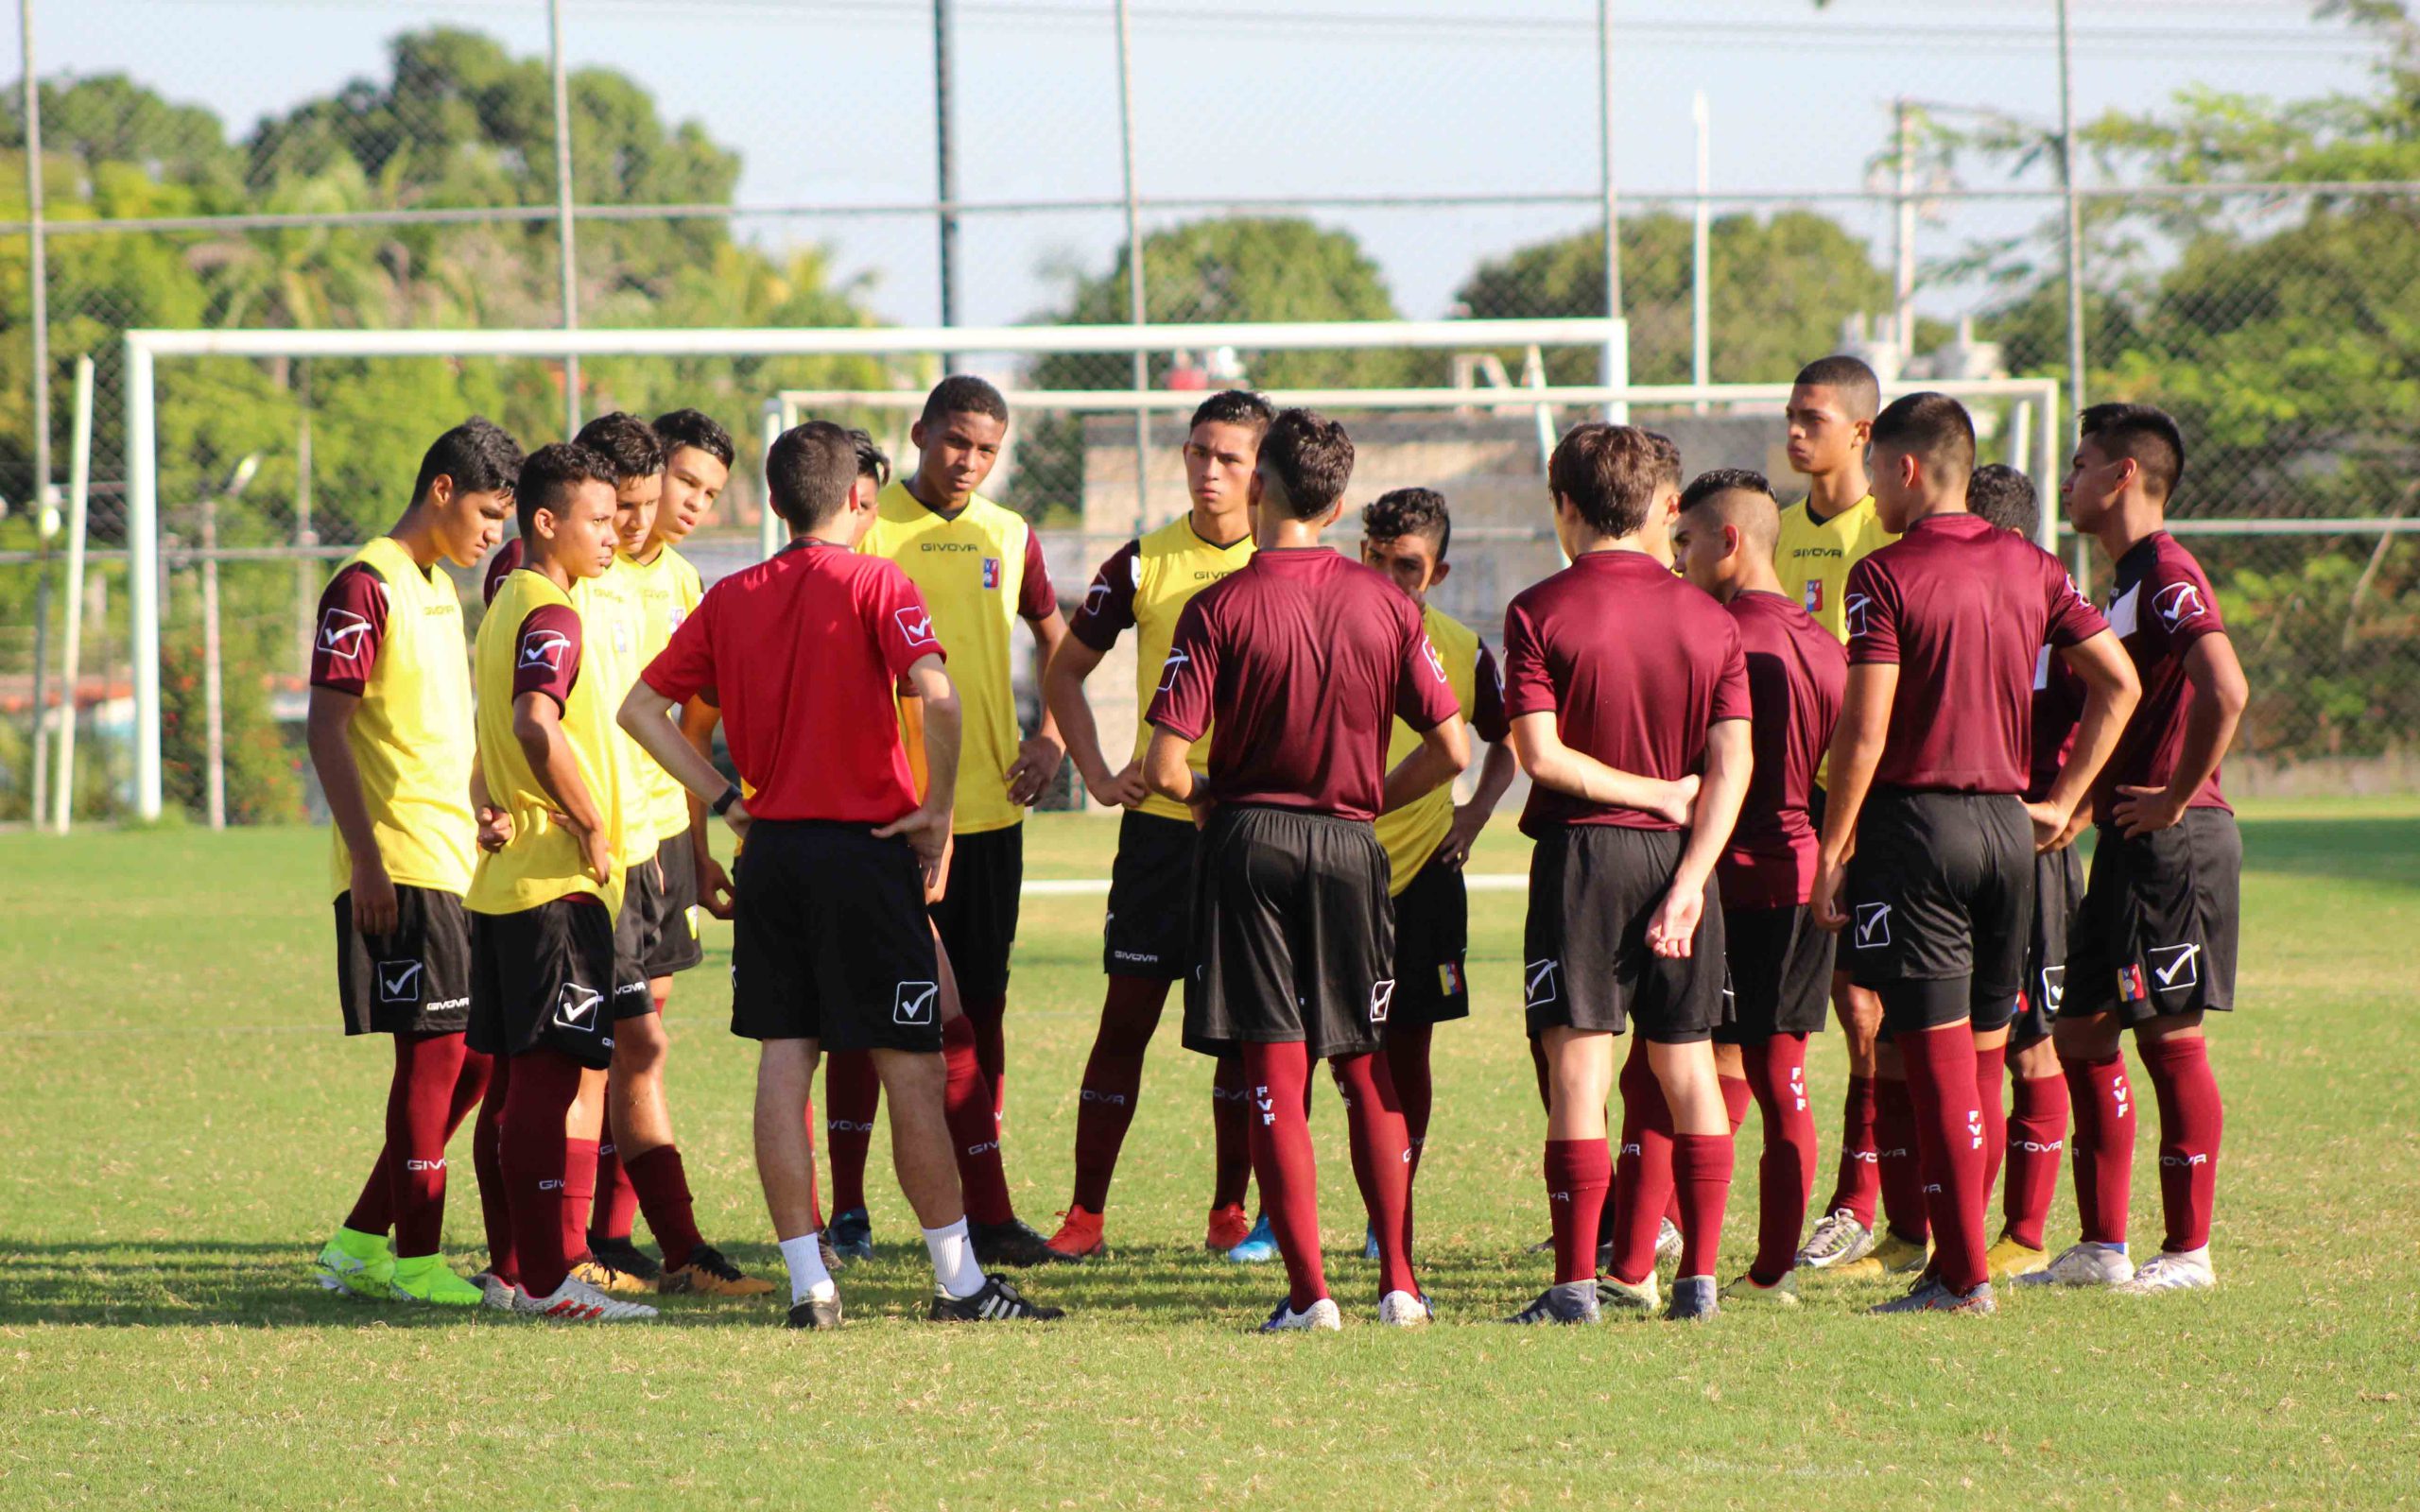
[711,782,743,817]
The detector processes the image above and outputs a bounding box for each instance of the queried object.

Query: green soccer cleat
[389,1254,485,1307]
[1598,1270,1661,1314]
[314,1227,397,1299]
[1719,1270,1801,1307]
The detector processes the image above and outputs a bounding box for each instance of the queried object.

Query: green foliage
[157,615,303,826]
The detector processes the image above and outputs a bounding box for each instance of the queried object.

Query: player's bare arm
[470,762,510,854]
[876,655,960,891]
[1812,661,1895,932]
[1435,741,1519,869]
[1647,716,1751,959]
[1007,609,1071,806]
[511,689,612,885]
[678,697,735,918]
[2113,631,2246,838]
[1507,712,1701,825]
[1044,633,1146,808]
[1140,724,1206,827]
[617,681,752,842]
[2035,628,2142,850]
[305,685,397,936]
[1379,712,1470,815]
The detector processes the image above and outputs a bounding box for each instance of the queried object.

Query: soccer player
[1039,388,1271,1261]
[308,417,519,1306]
[618,419,1064,1327]
[463,441,657,1321]
[1669,468,1847,1307]
[826,375,1068,1268]
[1502,424,1750,1327]
[1144,408,1467,1331]
[1773,353,1919,1278]
[2024,404,2247,1294]
[1811,393,2138,1315]
[1965,462,2080,1279]
[1357,488,1516,1228]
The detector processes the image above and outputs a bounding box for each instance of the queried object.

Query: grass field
[5,801,2417,1508]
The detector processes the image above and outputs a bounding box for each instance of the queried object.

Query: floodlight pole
[1114,0,1151,535]
[548,0,581,438]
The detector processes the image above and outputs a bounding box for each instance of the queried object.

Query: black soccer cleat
[1502,1280,1602,1326]
[970,1217,1073,1268]
[928,1273,1065,1322]
[587,1232,663,1283]
[826,1208,874,1263]
[786,1296,844,1330]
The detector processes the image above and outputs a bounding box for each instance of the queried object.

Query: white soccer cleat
[1259,1297,1343,1332]
[2015,1240,2136,1288]
[1655,1218,1685,1267]
[1795,1208,1876,1271]
[1377,1290,1433,1329]
[2114,1246,2216,1295]
[514,1273,660,1322]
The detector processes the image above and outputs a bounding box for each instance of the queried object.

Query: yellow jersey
[1773,492,1895,643]
[466,569,628,919]
[614,543,706,843]
[567,558,657,868]
[1372,606,1505,895]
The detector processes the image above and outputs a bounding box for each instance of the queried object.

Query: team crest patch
[982,557,1001,590]
[2117,964,2148,1004]
[1804,579,1824,614]
[1437,961,1464,997]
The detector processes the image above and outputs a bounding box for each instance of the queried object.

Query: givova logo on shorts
[893,980,940,1025]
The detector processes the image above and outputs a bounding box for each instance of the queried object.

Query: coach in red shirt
[1811,392,2137,1315]
[618,420,1063,1330]
[1143,408,1467,1333]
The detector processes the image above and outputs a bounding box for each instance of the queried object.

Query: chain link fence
[4,0,2417,822]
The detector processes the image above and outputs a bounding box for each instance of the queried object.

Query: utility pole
[934,0,960,328]
[548,0,581,436]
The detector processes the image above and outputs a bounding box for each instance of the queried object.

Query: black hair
[1362,487,1451,559]
[1549,422,1669,538]
[1257,408,1356,519]
[767,421,862,529]
[1967,463,2039,538]
[1791,353,1882,421]
[920,373,1010,429]
[1680,467,1772,513]
[2078,402,2187,500]
[848,426,891,488]
[515,442,615,541]
[411,416,524,508]
[653,407,735,470]
[1189,388,1275,438]
[1870,391,1977,478]
[572,411,666,486]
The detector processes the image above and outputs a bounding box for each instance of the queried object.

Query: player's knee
[614,1017,670,1075]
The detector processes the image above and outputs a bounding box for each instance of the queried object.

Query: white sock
[778,1232,837,1305]
[922,1217,986,1299]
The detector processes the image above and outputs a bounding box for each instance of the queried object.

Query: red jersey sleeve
[1017,529,1057,621]
[1844,557,1900,666]
[641,585,717,706]
[482,538,523,606]
[308,563,389,696]
[510,603,584,710]
[867,560,945,681]
[1145,593,1218,741]
[1471,640,1512,744]
[2043,551,2110,648]
[1710,618,1752,724]
[1396,612,1461,734]
[2140,549,2221,656]
[1500,595,1557,719]
[1068,540,1140,653]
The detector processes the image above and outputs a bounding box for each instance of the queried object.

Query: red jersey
[1501,549,1752,837]
[2027,649,2084,805]
[1145,547,1460,823]
[638,539,944,825]
[1845,511,2106,794]
[2093,530,2230,824]
[1719,590,1846,909]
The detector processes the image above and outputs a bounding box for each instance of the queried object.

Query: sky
[46,0,2387,330]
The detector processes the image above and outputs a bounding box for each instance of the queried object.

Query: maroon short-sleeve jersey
[510,602,584,709]
[1719,590,1847,909]
[2092,530,2230,823]
[1145,547,1459,822]
[1501,550,1752,837]
[1845,512,2107,794]
[2027,649,2084,805]
[639,539,943,825]
[309,563,389,696]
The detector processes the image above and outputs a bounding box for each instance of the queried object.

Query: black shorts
[467,896,619,1069]
[1185,805,1395,1059]
[730,820,942,1054]
[933,825,1022,1001]
[1103,810,1197,980]
[1389,858,1471,1026]
[1842,787,2031,1033]
[2063,809,2241,1026]
[2014,844,2086,1047]
[334,885,474,1037]
[1715,903,1833,1044]
[1523,825,1728,1045]
[608,856,663,1020]
[644,831,706,979]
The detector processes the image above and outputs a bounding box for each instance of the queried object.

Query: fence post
[1114,0,1150,535]
[548,0,580,438]
[2056,0,2088,588]
[933,0,959,329]
[51,353,90,832]
[20,0,51,824]
[1596,0,1626,423]
[1691,89,1709,411]
[129,337,162,821]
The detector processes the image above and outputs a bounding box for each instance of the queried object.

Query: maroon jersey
[1501,549,1752,837]
[640,539,943,825]
[2092,530,2230,824]
[1719,590,1846,909]
[1146,547,1460,822]
[2027,649,2084,805]
[309,563,389,696]
[1845,512,2106,794]
[483,537,522,605]
[510,602,585,708]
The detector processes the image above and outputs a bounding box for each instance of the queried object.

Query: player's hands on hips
[577,822,614,886]
[475,803,513,853]
[1652,773,1703,827]
[926,833,955,903]
[697,855,736,921]
[2112,784,2187,839]
[1811,854,1850,933]
[1646,882,1704,958]
[2024,799,2076,852]
[1086,760,1150,810]
[1006,733,1066,807]
[875,804,954,895]
[1433,803,1490,869]
[349,857,400,938]
[720,799,753,848]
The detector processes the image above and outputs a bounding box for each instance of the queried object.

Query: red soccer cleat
[1045,1205,1106,1261]
[1205,1202,1253,1252]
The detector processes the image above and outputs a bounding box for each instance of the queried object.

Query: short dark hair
[653,407,735,470]
[1256,408,1355,519]
[1680,467,1772,514]
[1189,388,1275,437]
[1550,422,1670,538]
[1792,353,1882,421]
[767,421,862,529]
[572,411,666,486]
[2079,402,2186,500]
[412,416,523,507]
[1870,391,1977,478]
[1362,487,1451,558]
[515,442,614,541]
[921,374,1009,429]
[1967,463,2039,539]
[848,427,891,488]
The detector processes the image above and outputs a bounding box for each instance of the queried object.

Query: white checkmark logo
[894,980,940,1024]
[1524,958,1559,1008]
[375,960,423,1003]
[1369,979,1396,1023]
[554,982,603,1027]
[1855,902,1892,949]
[2148,943,2200,992]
